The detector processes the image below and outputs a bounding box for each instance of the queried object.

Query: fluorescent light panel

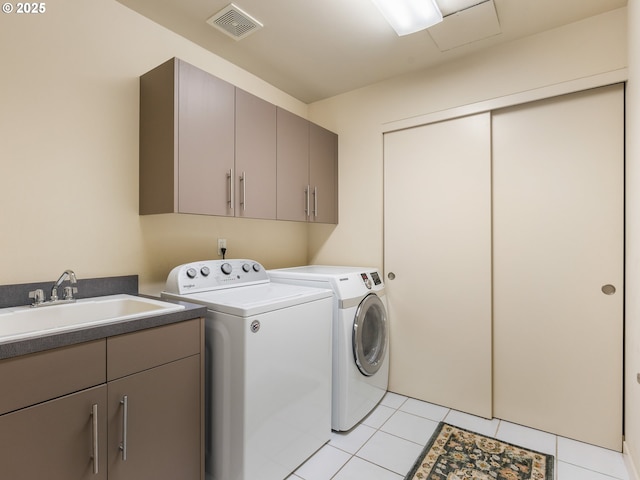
[371,0,443,36]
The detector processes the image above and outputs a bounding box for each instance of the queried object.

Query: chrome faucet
[28,288,45,307]
[29,269,79,307]
[51,269,78,301]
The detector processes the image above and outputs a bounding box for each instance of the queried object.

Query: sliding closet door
[384,113,492,418]
[492,84,624,450]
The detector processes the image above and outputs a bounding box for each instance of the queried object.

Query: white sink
[0,294,185,344]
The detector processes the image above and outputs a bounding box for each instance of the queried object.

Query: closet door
[384,113,492,418]
[492,84,624,450]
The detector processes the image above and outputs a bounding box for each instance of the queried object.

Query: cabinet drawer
[107,318,201,380]
[0,339,106,415]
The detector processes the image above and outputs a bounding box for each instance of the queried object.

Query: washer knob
[200,266,210,277]
[221,263,232,275]
[242,264,251,273]
[186,268,197,279]
[252,263,261,272]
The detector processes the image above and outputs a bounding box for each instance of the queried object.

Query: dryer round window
[353,293,387,376]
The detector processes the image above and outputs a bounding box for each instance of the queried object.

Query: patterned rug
[405,422,554,480]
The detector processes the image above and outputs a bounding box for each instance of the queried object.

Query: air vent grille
[206,3,263,41]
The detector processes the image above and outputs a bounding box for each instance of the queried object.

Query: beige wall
[0,0,310,295]
[626,0,640,474]
[308,7,627,269]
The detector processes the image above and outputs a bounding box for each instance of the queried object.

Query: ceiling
[116,0,627,103]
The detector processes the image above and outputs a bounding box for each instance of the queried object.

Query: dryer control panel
[359,271,382,289]
[164,259,268,294]
[268,265,385,301]
[360,273,372,289]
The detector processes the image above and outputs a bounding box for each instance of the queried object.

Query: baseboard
[624,441,640,480]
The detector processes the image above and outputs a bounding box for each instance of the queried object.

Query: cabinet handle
[227,169,234,211]
[240,171,246,211]
[91,403,99,475]
[305,185,310,217]
[313,186,318,218]
[119,395,128,461]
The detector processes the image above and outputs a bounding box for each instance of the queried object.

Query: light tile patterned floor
[287,392,631,480]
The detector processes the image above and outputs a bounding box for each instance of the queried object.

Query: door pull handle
[305,185,310,217]
[119,395,128,461]
[227,169,234,211]
[91,403,99,475]
[313,186,318,218]
[601,284,616,295]
[240,171,246,211]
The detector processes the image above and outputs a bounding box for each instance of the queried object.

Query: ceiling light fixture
[371,0,443,36]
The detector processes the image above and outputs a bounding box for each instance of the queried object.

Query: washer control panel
[164,259,268,294]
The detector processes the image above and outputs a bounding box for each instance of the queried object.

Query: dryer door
[352,294,387,376]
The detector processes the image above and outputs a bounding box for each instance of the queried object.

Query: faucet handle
[29,289,45,306]
[63,286,78,301]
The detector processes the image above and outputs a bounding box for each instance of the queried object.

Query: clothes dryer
[162,259,333,480]
[268,265,388,431]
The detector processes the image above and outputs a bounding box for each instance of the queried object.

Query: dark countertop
[0,275,208,360]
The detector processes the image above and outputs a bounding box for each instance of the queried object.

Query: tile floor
[287,391,632,480]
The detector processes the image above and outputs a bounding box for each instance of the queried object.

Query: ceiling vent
[206,3,263,41]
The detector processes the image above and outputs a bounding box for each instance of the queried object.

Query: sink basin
[0,294,185,344]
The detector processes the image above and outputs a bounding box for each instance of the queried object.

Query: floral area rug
[405,422,554,480]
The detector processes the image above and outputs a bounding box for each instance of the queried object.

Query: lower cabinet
[0,318,204,480]
[107,355,201,480]
[0,385,108,480]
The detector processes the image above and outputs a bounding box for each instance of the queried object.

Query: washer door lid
[352,294,387,376]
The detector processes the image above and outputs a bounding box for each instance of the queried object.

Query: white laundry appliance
[267,265,389,431]
[162,259,333,480]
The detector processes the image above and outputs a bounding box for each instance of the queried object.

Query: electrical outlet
[217,238,227,256]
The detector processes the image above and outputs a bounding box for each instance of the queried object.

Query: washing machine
[268,265,389,431]
[162,259,333,480]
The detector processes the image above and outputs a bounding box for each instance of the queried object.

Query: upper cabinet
[140,57,235,216]
[276,108,310,222]
[139,57,338,224]
[235,89,277,219]
[309,122,338,224]
[178,61,235,216]
[276,108,338,224]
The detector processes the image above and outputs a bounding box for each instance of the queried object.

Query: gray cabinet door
[309,123,338,224]
[0,385,108,480]
[178,60,235,216]
[235,89,277,219]
[107,355,202,480]
[277,108,310,222]
[139,58,235,216]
